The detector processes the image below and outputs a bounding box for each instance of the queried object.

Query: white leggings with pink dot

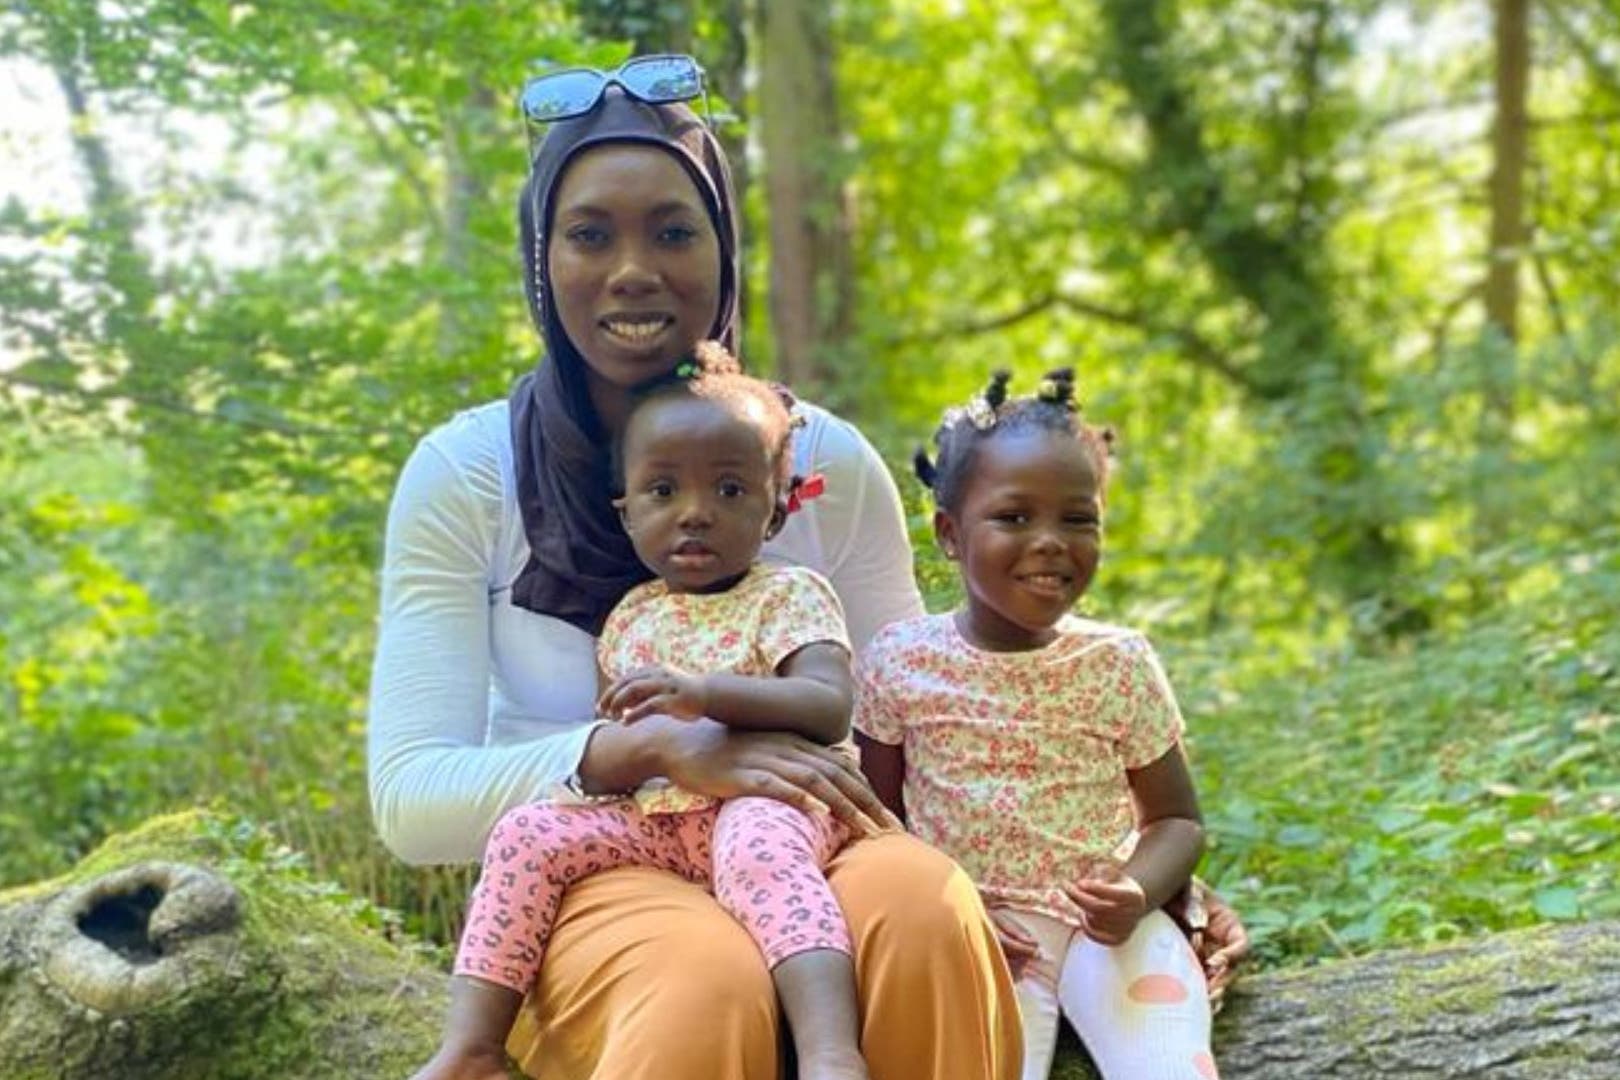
[1003,908,1219,1080]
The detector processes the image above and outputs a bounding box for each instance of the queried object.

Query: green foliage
[0,426,473,943]
[1182,531,1620,964]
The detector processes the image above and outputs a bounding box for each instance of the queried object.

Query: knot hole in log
[78,882,165,963]
[37,861,242,1014]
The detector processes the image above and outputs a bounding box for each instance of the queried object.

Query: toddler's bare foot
[797,1048,871,1080]
[408,1044,511,1080]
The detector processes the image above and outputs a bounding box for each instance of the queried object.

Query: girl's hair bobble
[913,447,939,489]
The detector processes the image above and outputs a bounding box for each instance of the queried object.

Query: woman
[368,82,1023,1078]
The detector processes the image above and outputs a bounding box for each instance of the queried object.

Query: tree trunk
[439,77,496,361]
[1484,0,1531,345]
[707,0,753,340]
[756,0,853,392]
[1475,0,1531,551]
[48,50,159,391]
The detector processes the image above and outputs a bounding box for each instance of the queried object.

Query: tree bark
[1484,0,1531,345]
[1475,0,1531,551]
[756,0,853,392]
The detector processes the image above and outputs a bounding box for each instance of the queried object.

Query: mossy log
[0,811,447,1079]
[1053,918,1620,1079]
[4,812,1616,1079]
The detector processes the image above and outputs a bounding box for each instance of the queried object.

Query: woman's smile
[600,312,676,346]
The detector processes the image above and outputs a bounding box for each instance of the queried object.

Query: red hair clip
[785,472,825,514]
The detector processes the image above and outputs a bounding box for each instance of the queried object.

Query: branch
[1543,4,1620,100]
[887,291,1261,396]
[1050,294,1262,394]
[342,94,445,240]
[888,294,1061,345]
[0,370,348,438]
[1360,94,1494,137]
[1531,110,1620,128]
[1529,242,1572,339]
[1427,279,1484,362]
[1285,1,1333,235]
[1009,36,1135,182]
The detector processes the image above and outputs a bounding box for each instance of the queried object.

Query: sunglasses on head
[519,54,712,134]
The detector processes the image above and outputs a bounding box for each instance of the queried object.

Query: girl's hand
[985,906,1040,980]
[655,718,898,836]
[1065,865,1149,946]
[598,666,708,722]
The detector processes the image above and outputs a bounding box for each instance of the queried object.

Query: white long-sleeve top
[367,398,925,865]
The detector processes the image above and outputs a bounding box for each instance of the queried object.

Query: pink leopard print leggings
[455,796,853,992]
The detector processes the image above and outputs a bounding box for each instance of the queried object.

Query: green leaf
[1532,888,1581,921]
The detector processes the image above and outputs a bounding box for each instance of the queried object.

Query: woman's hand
[655,718,899,836]
[1190,883,1250,1011]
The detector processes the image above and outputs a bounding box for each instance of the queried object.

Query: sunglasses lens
[521,69,607,122]
[619,55,703,103]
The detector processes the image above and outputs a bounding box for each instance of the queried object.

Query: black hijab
[507,89,741,635]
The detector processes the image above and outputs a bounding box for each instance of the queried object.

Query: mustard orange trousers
[505,831,1023,1079]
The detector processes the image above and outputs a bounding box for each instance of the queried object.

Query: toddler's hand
[1065,865,1148,947]
[598,666,708,722]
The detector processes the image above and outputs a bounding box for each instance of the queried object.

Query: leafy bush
[1178,531,1620,964]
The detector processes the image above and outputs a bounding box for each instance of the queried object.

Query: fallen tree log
[3,811,1614,1078]
[0,811,447,1079]
[1052,916,1620,1079]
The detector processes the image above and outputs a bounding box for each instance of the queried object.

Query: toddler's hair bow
[786,473,825,514]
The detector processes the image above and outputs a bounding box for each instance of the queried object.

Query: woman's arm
[368,434,606,865]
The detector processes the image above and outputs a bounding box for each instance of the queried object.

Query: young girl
[855,370,1219,1080]
[413,343,873,1080]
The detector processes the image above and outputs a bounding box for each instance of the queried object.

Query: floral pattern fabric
[854,613,1184,929]
[599,563,853,814]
